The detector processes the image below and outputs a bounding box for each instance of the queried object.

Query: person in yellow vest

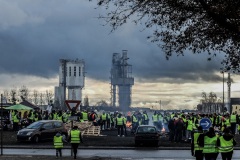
[100,111,107,130]
[152,111,159,129]
[217,127,236,160]
[116,113,124,137]
[27,110,34,124]
[238,123,240,134]
[13,111,21,131]
[185,115,193,142]
[198,127,219,160]
[191,126,203,160]
[131,111,139,133]
[53,131,67,158]
[68,125,83,159]
[142,111,149,125]
[230,112,238,135]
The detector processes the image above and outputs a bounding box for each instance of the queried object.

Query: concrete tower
[110,50,134,111]
[55,59,85,110]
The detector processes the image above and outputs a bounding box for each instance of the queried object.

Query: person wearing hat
[53,131,67,158]
[68,126,83,159]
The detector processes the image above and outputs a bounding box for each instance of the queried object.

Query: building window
[69,67,71,76]
[74,66,76,77]
[79,67,81,76]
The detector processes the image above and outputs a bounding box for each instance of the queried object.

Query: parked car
[17,120,68,143]
[134,125,161,147]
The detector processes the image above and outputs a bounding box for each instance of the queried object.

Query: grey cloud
[0,0,225,84]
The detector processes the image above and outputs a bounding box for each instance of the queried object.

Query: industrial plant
[54,51,134,111]
[110,50,134,111]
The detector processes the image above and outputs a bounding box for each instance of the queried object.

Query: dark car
[134,125,161,147]
[17,120,67,143]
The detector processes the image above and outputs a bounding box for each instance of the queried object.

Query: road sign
[200,118,212,130]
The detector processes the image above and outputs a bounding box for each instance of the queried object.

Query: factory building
[110,50,134,111]
[54,59,85,110]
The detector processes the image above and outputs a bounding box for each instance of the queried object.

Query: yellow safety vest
[13,115,20,123]
[230,115,237,123]
[101,114,107,121]
[218,136,234,153]
[193,132,203,151]
[116,117,123,125]
[54,136,63,148]
[203,136,218,153]
[70,130,81,143]
[82,112,88,121]
[152,115,158,122]
[187,120,193,131]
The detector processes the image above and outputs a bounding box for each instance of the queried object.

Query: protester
[191,126,203,160]
[217,128,237,160]
[68,125,83,159]
[53,131,67,158]
[198,127,219,160]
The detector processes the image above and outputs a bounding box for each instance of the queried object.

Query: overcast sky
[0,0,239,110]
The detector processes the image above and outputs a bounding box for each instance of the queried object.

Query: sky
[0,0,240,110]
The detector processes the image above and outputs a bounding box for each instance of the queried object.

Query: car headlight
[26,132,33,135]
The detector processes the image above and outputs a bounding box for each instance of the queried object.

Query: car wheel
[32,135,40,143]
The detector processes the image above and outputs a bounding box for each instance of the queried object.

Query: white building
[55,59,85,110]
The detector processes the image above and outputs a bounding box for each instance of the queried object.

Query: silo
[56,59,85,110]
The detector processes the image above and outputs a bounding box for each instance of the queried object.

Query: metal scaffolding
[110,50,134,111]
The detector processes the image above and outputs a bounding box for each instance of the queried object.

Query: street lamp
[1,94,3,155]
[222,72,225,114]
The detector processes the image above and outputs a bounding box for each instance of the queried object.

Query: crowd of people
[2,107,240,159]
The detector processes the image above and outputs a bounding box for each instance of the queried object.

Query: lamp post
[1,94,3,155]
[222,72,225,114]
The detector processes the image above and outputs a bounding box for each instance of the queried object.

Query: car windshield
[26,122,43,129]
[137,126,156,133]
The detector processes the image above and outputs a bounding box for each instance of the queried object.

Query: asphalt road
[1,148,240,160]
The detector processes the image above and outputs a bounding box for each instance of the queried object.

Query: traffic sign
[200,118,212,130]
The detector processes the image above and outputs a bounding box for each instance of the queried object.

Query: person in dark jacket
[168,118,175,142]
[217,127,237,160]
[198,127,219,160]
[174,117,184,143]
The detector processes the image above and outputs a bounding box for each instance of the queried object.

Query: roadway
[2,148,240,160]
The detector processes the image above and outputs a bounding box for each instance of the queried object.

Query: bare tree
[39,93,44,106]
[46,90,53,105]
[9,88,18,104]
[93,0,240,72]
[33,90,39,105]
[201,91,221,113]
[19,85,29,101]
